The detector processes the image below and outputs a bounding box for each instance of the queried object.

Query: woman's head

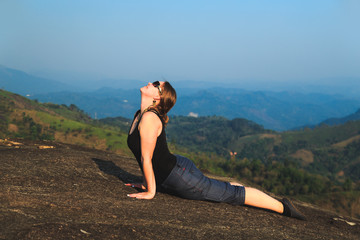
[161,81,177,109]
[153,81,177,124]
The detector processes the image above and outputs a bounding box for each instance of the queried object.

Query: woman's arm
[127,112,162,199]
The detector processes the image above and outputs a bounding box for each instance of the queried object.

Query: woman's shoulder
[141,111,162,123]
[139,111,163,135]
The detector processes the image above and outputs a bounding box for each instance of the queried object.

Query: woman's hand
[127,191,155,200]
[125,183,155,199]
[125,183,147,190]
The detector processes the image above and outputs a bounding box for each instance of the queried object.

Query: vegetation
[166,115,269,155]
[0,89,131,155]
[99,115,132,133]
[1,88,360,217]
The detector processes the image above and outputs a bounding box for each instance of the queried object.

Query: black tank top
[127,110,177,185]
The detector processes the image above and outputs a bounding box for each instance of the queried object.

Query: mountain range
[0,65,74,95]
[320,108,360,126]
[1,65,360,130]
[30,88,360,131]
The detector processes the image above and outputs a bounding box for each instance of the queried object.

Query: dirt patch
[333,135,360,148]
[7,124,18,133]
[1,139,360,239]
[259,133,280,140]
[291,149,314,166]
[54,131,108,151]
[337,170,345,177]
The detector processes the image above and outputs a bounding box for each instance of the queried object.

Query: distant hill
[166,115,269,154]
[293,108,360,130]
[320,108,360,126]
[1,66,359,131]
[174,89,360,131]
[0,66,74,95]
[32,88,360,131]
[31,88,141,120]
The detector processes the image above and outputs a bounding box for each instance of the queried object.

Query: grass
[35,111,131,155]
[282,121,360,147]
[0,89,10,97]
[0,91,132,156]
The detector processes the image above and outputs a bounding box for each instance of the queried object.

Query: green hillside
[0,89,131,155]
[226,122,360,183]
[166,115,270,155]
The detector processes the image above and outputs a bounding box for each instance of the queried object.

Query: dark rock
[1,140,359,239]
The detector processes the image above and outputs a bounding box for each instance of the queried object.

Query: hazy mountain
[31,87,360,131]
[293,108,360,130]
[319,108,360,126]
[174,89,360,130]
[29,68,360,97]
[0,66,148,96]
[0,65,75,95]
[2,66,360,130]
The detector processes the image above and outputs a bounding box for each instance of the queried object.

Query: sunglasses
[152,81,163,95]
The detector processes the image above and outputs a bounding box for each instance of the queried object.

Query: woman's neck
[140,96,154,113]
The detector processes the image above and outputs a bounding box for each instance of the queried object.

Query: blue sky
[1,0,359,86]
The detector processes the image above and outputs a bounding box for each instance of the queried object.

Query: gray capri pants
[161,155,246,205]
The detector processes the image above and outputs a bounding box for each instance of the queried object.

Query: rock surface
[1,139,359,240]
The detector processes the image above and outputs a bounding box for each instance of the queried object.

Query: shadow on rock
[92,158,141,183]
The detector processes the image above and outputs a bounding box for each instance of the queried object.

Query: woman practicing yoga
[126,81,305,220]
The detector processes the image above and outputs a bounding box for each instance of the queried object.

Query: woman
[126,81,306,220]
